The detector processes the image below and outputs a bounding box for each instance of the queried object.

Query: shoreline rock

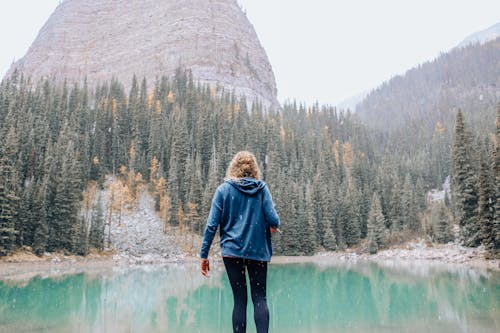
[271,239,499,271]
[1,239,498,282]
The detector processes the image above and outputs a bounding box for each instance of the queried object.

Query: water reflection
[0,261,498,333]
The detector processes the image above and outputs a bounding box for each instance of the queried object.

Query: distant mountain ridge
[5,0,279,109]
[355,36,500,134]
[457,21,500,48]
[349,21,500,119]
[336,89,371,111]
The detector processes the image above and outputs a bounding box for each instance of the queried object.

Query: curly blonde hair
[225,151,262,180]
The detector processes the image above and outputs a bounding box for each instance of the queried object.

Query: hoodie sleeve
[263,185,280,228]
[200,185,224,259]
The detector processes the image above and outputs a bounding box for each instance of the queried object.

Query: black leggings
[223,257,269,333]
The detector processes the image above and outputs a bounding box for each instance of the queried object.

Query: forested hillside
[0,68,498,258]
[0,70,412,256]
[451,109,500,257]
[357,37,500,134]
[355,37,500,189]
[354,36,500,258]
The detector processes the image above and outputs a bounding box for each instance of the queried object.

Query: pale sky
[1,0,499,106]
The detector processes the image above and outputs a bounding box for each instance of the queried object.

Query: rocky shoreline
[1,239,498,282]
[272,240,500,271]
[0,249,193,282]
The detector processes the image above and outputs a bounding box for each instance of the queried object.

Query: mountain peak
[6,0,278,109]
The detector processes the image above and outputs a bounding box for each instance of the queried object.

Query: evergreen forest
[0,69,498,258]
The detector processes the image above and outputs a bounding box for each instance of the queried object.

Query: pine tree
[89,199,105,250]
[167,152,180,226]
[366,227,378,254]
[33,180,49,256]
[52,140,83,252]
[414,177,426,211]
[344,186,361,247]
[332,186,346,250]
[491,106,500,257]
[285,181,303,255]
[401,174,419,232]
[378,155,395,229]
[42,140,59,251]
[451,110,480,247]
[17,183,35,247]
[313,148,334,248]
[302,184,318,255]
[320,180,337,252]
[323,223,337,252]
[190,154,203,208]
[368,192,387,249]
[435,205,453,244]
[186,155,203,233]
[350,149,374,239]
[201,147,219,226]
[0,155,18,256]
[184,201,201,249]
[196,107,213,182]
[478,150,494,251]
[72,217,89,256]
[389,175,403,232]
[0,127,20,256]
[171,107,190,204]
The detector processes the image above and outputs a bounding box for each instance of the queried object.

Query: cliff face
[7,0,278,109]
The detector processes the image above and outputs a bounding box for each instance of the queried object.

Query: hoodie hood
[226,178,266,195]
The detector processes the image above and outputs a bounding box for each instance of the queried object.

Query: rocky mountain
[6,0,278,109]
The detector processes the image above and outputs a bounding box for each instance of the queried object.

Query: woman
[200,151,280,333]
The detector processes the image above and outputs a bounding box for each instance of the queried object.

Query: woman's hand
[201,258,210,277]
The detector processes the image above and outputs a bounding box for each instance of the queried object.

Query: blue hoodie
[200,178,280,262]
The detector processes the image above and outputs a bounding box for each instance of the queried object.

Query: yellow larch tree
[149,156,159,186]
[167,90,176,103]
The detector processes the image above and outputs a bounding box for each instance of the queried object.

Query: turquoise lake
[0,261,499,332]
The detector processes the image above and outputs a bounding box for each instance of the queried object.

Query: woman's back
[200,177,279,262]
